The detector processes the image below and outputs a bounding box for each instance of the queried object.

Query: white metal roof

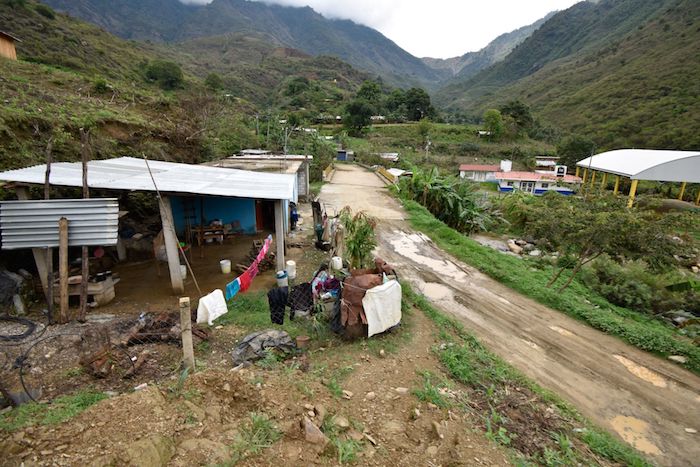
[576,149,700,182]
[0,157,297,201]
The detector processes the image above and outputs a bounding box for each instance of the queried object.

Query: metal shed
[0,157,296,294]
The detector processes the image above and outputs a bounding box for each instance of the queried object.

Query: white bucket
[276,270,288,287]
[220,259,231,274]
[286,260,297,280]
[180,265,187,280]
[331,256,343,270]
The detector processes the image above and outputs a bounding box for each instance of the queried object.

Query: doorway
[522,182,535,193]
[255,200,275,232]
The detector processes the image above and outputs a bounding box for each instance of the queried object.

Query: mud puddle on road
[419,282,452,301]
[613,355,668,388]
[610,415,662,456]
[389,230,469,282]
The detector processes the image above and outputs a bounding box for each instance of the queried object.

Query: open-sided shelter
[0,157,296,294]
[576,149,700,207]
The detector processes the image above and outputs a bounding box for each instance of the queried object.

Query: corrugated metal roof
[0,199,119,250]
[576,149,700,182]
[0,157,297,201]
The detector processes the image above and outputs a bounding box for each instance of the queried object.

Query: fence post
[179,297,195,371]
[58,217,69,324]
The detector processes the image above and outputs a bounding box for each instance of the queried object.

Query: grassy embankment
[398,197,700,374]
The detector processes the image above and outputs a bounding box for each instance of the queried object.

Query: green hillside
[42,0,447,89]
[435,0,700,149]
[0,0,368,172]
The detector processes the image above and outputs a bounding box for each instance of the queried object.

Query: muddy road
[321,165,700,466]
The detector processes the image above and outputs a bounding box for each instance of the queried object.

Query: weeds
[229,412,281,463]
[412,370,452,408]
[0,391,106,432]
[335,439,362,464]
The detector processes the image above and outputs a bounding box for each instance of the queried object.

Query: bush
[145,60,184,90]
[34,3,55,19]
[204,72,223,90]
[580,257,656,313]
[92,77,109,94]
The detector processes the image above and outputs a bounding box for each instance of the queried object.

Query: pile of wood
[119,311,209,347]
[235,239,276,274]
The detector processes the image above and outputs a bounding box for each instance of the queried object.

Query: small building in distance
[337,149,354,162]
[494,170,582,195]
[0,31,21,61]
[535,156,559,172]
[379,152,400,163]
[459,163,500,182]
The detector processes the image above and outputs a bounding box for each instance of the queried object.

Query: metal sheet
[0,198,119,250]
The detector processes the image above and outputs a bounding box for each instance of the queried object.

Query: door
[255,200,264,232]
[522,182,535,193]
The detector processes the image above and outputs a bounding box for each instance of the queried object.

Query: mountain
[422,12,555,80]
[41,0,448,89]
[435,0,700,149]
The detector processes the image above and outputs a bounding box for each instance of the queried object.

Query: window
[507,181,514,187]
[541,183,549,188]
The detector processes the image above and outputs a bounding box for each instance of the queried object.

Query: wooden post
[179,297,195,371]
[613,176,620,195]
[582,169,588,183]
[158,195,184,294]
[274,199,285,272]
[590,170,596,188]
[575,166,580,177]
[58,217,69,324]
[678,182,687,201]
[15,187,49,294]
[600,172,607,189]
[695,189,700,206]
[79,128,90,321]
[627,179,639,208]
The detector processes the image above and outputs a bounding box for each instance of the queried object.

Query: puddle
[549,325,574,337]
[613,355,668,388]
[420,282,452,301]
[610,415,662,456]
[389,231,469,282]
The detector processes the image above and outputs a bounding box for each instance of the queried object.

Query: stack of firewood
[235,239,276,274]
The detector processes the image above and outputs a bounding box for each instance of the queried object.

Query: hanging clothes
[268,286,289,325]
[225,277,241,300]
[224,235,273,300]
[196,289,228,325]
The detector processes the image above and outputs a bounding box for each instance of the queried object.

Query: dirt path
[321,164,700,466]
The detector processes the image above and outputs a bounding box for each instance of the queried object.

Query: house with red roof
[494,169,582,195]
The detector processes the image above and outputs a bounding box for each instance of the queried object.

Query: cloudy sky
[181,0,583,58]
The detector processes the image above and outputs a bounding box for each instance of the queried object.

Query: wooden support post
[158,196,184,294]
[695,189,700,206]
[79,128,90,321]
[15,187,49,293]
[678,182,687,201]
[590,170,597,187]
[601,172,607,189]
[614,176,620,195]
[179,297,195,371]
[58,217,69,324]
[575,166,580,178]
[274,199,285,272]
[627,179,639,208]
[582,169,588,183]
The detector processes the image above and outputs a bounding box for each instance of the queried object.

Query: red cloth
[238,270,253,292]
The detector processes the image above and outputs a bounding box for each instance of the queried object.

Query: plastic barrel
[286,260,297,280]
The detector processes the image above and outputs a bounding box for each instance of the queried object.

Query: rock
[177,438,230,463]
[333,415,350,430]
[223,383,231,392]
[515,239,528,247]
[314,404,327,423]
[528,249,542,257]
[183,400,206,422]
[382,420,405,435]
[121,434,174,467]
[347,429,364,442]
[507,240,523,255]
[302,417,328,446]
[307,410,315,417]
[685,428,697,434]
[522,243,535,252]
[205,405,222,424]
[342,390,354,399]
[394,387,409,395]
[426,445,438,456]
[668,355,688,364]
[363,433,378,445]
[365,391,376,400]
[427,403,438,410]
[303,403,314,411]
[134,383,148,391]
[379,349,386,358]
[691,266,699,274]
[432,421,445,439]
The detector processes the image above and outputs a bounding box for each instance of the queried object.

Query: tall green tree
[343,99,373,136]
[145,60,184,90]
[482,109,504,141]
[499,100,534,136]
[356,80,383,112]
[557,134,596,168]
[404,88,434,121]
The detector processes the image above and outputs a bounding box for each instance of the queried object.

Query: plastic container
[331,256,343,270]
[180,265,187,280]
[220,259,231,274]
[276,270,288,287]
[296,335,310,349]
[286,260,297,280]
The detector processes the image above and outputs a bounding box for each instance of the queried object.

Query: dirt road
[322,164,700,466]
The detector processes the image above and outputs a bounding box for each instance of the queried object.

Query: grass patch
[229,412,281,464]
[0,391,106,432]
[399,197,700,374]
[402,284,651,467]
[412,370,452,408]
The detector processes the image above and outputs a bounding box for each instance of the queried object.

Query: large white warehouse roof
[576,149,700,182]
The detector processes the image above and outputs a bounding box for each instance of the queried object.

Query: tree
[204,72,224,90]
[483,109,504,141]
[356,80,383,111]
[404,88,434,121]
[557,134,596,169]
[145,60,184,90]
[343,99,373,136]
[499,100,533,136]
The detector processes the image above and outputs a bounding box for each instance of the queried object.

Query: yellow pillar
[590,170,597,187]
[696,189,700,206]
[601,173,607,189]
[582,169,588,183]
[678,182,687,201]
[613,176,620,195]
[575,166,580,177]
[627,179,639,208]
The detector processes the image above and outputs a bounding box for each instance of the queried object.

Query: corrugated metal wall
[0,199,119,250]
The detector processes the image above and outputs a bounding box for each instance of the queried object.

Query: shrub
[145,60,184,90]
[34,3,55,19]
[204,72,223,90]
[92,77,109,94]
[580,257,656,313]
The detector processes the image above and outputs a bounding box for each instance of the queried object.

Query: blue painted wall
[170,196,257,236]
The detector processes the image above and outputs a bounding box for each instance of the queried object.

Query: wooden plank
[58,217,69,323]
[179,297,195,371]
[274,199,285,272]
[158,195,184,294]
